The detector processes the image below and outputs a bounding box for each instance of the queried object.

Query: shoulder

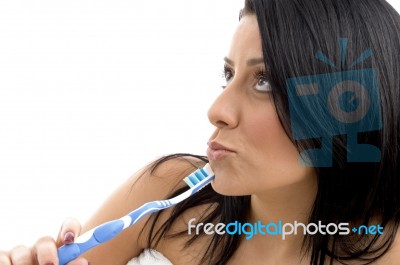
[375,224,400,264]
[124,153,210,237]
[81,154,208,264]
[141,155,219,263]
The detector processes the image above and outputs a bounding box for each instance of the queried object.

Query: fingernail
[45,263,54,265]
[63,231,75,244]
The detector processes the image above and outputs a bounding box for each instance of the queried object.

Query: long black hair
[141,0,400,264]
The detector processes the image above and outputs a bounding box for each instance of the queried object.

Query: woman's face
[207,15,316,196]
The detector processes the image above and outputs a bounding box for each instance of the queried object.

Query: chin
[210,178,250,196]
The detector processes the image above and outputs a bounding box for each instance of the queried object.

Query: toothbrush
[57,163,214,265]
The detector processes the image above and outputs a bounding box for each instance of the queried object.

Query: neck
[250,175,317,223]
[246,173,318,260]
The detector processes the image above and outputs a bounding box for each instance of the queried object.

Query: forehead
[227,15,263,64]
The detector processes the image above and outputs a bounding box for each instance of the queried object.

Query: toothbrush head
[183,163,214,188]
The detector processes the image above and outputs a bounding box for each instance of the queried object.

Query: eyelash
[252,67,268,83]
[221,64,233,88]
[220,64,272,92]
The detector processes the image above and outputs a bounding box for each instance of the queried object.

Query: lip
[207,141,235,161]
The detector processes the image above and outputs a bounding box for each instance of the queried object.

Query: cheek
[245,107,293,157]
[244,108,311,187]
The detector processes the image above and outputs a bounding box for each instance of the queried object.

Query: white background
[0,0,399,250]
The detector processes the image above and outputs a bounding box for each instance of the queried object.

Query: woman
[1,0,400,264]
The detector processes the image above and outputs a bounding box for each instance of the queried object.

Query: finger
[56,218,82,246]
[9,245,34,265]
[0,251,12,265]
[33,236,58,265]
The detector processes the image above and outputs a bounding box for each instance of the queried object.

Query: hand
[0,218,89,265]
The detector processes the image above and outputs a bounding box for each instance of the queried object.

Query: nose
[207,86,239,129]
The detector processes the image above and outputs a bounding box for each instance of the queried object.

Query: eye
[253,70,272,92]
[221,64,234,89]
[255,76,272,92]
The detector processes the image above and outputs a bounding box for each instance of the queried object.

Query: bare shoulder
[81,154,207,265]
[131,154,214,263]
[141,155,218,264]
[375,225,400,264]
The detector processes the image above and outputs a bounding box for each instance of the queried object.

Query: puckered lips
[207,141,235,161]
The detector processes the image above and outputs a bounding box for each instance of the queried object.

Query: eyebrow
[223,56,265,66]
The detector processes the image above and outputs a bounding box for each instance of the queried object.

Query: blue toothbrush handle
[57,201,165,265]
[57,219,126,265]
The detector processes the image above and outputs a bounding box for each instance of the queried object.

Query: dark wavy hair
[141,0,400,264]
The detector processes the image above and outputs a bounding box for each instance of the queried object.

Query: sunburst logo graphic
[286,38,382,167]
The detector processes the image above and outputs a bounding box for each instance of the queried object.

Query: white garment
[127,249,173,265]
